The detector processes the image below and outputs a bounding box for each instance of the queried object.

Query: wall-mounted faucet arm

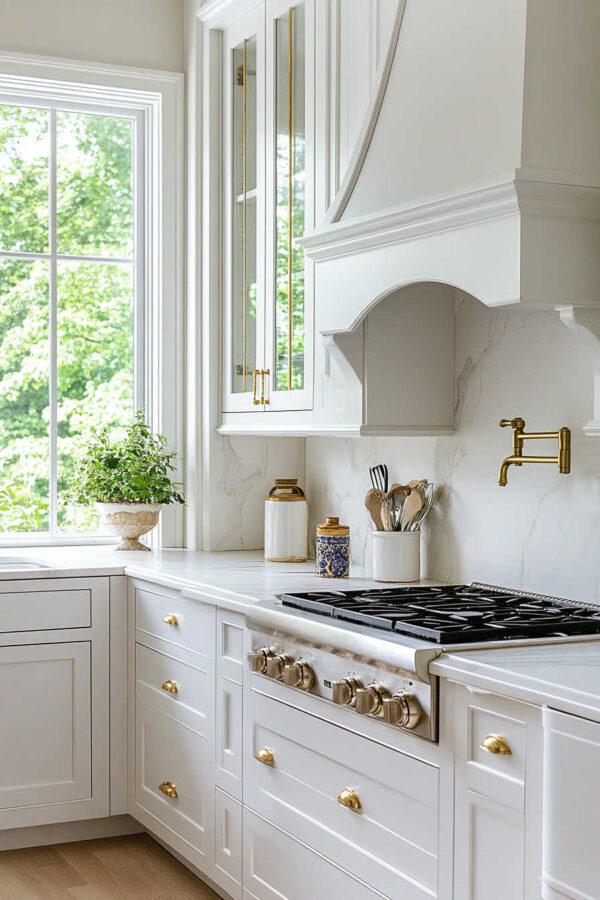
[498,419,571,486]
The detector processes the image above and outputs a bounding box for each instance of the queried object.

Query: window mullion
[49,107,58,537]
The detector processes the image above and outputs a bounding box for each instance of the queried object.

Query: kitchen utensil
[381,484,409,531]
[408,483,434,531]
[400,488,423,531]
[369,464,388,493]
[364,488,385,531]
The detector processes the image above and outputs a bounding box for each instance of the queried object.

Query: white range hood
[304,0,600,432]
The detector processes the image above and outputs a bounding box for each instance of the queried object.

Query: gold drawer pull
[337,788,362,811]
[480,734,512,756]
[256,747,275,767]
[163,613,179,626]
[161,679,178,695]
[158,781,178,799]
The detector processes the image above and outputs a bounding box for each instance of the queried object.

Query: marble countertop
[431,641,600,724]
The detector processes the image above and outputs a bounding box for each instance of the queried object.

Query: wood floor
[0,833,220,899]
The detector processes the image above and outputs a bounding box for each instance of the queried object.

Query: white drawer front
[243,810,385,900]
[135,700,209,852]
[246,692,438,899]
[0,589,90,633]
[135,586,214,659]
[135,643,211,733]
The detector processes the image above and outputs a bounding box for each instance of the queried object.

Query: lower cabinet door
[0,641,107,828]
[135,699,210,856]
[243,810,385,900]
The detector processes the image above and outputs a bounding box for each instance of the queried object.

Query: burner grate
[280,584,600,644]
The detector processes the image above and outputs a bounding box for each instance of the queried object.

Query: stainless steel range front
[247,583,600,743]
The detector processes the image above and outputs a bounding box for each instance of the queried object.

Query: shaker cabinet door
[0,641,106,828]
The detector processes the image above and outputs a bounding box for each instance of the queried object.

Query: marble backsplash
[306,292,600,603]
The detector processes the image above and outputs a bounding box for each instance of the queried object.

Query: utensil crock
[371,530,420,582]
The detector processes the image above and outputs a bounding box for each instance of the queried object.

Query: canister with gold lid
[264,478,308,562]
[316,516,350,578]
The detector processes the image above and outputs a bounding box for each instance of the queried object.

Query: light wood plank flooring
[0,833,220,899]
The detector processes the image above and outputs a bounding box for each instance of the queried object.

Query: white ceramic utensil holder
[372,530,420,582]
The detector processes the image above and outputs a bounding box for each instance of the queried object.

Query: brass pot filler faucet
[498,418,571,486]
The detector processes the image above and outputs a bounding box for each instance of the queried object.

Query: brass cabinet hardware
[480,734,512,756]
[162,613,179,626]
[498,417,571,485]
[161,680,178,695]
[260,369,270,405]
[158,781,178,799]
[337,788,362,811]
[256,747,275,767]
[252,368,261,405]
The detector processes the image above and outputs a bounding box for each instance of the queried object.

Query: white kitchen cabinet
[0,577,110,830]
[449,683,543,900]
[542,708,600,899]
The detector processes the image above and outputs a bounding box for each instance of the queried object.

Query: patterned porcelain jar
[316,516,350,578]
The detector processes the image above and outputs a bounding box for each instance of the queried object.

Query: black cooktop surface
[279,584,600,644]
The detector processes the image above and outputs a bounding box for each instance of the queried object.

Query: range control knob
[381,692,422,729]
[248,648,274,674]
[331,678,363,707]
[282,661,315,691]
[265,654,294,680]
[355,685,390,716]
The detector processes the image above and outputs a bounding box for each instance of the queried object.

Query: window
[0,100,139,537]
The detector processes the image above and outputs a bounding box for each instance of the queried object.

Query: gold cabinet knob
[381,692,422,729]
[480,734,512,755]
[337,788,361,811]
[161,679,178,695]
[162,613,179,626]
[158,781,178,799]
[256,747,275,767]
[282,661,315,691]
[332,678,362,707]
[249,648,273,674]
[355,685,389,716]
[265,654,293,680]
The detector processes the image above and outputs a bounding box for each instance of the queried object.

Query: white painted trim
[0,815,143,852]
[0,53,184,548]
[302,178,600,262]
[196,0,263,28]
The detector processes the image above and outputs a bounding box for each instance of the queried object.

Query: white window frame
[0,52,184,548]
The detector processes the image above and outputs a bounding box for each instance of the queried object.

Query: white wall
[306,292,600,603]
[0,0,184,71]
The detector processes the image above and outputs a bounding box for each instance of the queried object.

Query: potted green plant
[72,410,184,550]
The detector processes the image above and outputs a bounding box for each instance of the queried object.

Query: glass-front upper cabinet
[264,0,313,411]
[223,9,265,413]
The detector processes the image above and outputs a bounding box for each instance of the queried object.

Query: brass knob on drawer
[158,781,178,799]
[161,679,178,695]
[162,613,179,626]
[282,661,315,691]
[480,734,512,755]
[355,685,389,716]
[332,677,363,707]
[265,654,293,679]
[249,647,274,673]
[256,747,275,767]
[337,788,361,812]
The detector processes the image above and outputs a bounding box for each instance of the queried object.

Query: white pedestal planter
[96,503,161,551]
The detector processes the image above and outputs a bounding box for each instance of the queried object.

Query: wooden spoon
[401,487,423,531]
[381,484,410,531]
[365,489,385,531]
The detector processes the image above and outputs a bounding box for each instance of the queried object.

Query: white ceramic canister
[372,530,420,582]
[264,478,308,562]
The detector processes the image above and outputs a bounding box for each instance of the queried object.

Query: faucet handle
[499,417,525,430]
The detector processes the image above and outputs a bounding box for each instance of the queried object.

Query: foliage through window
[0,101,137,536]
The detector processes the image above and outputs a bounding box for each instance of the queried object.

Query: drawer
[135,643,211,734]
[135,585,215,659]
[0,588,90,633]
[246,692,437,899]
[243,809,385,900]
[135,700,210,852]
[214,789,242,899]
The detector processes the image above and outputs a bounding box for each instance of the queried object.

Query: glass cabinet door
[265,0,313,411]
[223,10,266,412]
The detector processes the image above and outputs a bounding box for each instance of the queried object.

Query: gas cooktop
[279,583,600,644]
